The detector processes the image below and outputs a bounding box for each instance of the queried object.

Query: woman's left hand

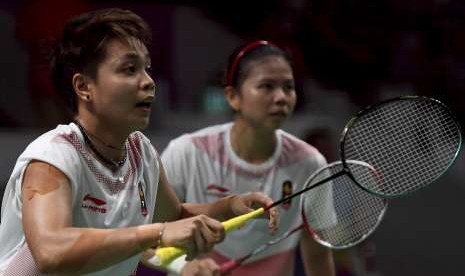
[228,192,279,234]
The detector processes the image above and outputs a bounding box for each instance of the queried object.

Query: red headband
[226,40,273,86]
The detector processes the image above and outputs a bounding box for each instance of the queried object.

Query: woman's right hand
[160,215,225,260]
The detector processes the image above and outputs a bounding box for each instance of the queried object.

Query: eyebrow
[119,52,151,64]
[259,77,294,83]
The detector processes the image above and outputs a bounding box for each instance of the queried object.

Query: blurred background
[0,0,464,275]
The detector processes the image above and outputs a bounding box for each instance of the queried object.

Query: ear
[225,86,240,112]
[72,73,92,101]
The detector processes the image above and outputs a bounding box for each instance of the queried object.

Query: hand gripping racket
[154,96,462,266]
[220,160,388,273]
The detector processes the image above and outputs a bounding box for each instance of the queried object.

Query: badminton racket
[220,160,388,274]
[154,96,461,266]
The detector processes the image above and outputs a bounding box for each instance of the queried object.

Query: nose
[273,88,288,105]
[141,72,156,93]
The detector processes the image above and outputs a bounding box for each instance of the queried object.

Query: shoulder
[279,130,321,156]
[277,130,327,167]
[164,123,231,155]
[23,123,81,159]
[17,124,84,182]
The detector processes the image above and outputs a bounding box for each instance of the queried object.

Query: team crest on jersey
[138,182,148,217]
[281,180,293,210]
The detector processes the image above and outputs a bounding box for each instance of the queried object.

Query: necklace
[87,132,125,151]
[75,121,127,168]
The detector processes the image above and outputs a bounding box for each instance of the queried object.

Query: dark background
[0,1,464,275]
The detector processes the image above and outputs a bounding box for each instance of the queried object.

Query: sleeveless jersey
[0,123,160,276]
[161,123,333,276]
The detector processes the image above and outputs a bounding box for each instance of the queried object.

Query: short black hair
[50,8,152,115]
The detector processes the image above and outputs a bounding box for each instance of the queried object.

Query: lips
[270,111,287,117]
[135,101,152,108]
[135,97,154,112]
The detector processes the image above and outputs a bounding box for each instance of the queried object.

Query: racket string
[344,98,461,197]
[303,162,386,248]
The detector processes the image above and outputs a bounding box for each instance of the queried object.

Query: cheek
[287,93,297,108]
[100,82,133,108]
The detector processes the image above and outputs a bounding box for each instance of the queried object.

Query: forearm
[27,223,163,274]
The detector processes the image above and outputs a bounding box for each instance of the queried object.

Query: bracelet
[157,222,166,247]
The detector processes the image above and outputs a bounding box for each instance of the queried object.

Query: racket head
[340,96,462,198]
[301,160,388,249]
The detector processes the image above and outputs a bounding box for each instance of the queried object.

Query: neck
[230,122,277,164]
[74,116,128,168]
[75,113,128,148]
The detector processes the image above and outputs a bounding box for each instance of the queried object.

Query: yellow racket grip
[222,207,265,232]
[154,208,265,266]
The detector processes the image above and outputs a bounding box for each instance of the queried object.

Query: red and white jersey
[0,123,160,276]
[161,123,331,276]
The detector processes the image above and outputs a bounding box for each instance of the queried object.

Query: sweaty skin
[62,227,152,272]
[23,161,62,201]
[21,161,162,274]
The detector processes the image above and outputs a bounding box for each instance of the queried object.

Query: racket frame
[220,160,388,274]
[340,96,462,199]
[301,161,388,250]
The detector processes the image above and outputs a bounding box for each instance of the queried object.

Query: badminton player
[161,41,335,276]
[0,9,278,276]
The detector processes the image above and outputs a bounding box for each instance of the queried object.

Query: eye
[284,82,295,93]
[259,82,274,91]
[123,64,137,75]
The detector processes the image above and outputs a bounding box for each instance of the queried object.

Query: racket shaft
[271,170,346,208]
[219,259,241,274]
[220,224,305,274]
[154,208,265,266]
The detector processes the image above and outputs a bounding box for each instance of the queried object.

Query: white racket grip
[154,208,265,266]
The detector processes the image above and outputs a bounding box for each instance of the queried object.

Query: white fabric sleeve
[161,139,187,201]
[18,135,83,202]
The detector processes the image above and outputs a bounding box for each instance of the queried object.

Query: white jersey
[161,123,331,276]
[0,123,160,276]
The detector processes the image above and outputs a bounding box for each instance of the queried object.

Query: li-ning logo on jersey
[281,180,293,210]
[205,184,230,197]
[81,193,107,213]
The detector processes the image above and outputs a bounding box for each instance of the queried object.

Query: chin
[268,118,286,129]
[130,118,151,132]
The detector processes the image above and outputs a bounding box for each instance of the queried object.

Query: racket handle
[223,207,265,232]
[219,259,240,274]
[154,208,265,266]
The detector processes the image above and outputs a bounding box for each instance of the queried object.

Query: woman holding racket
[0,9,278,276]
[161,40,336,276]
